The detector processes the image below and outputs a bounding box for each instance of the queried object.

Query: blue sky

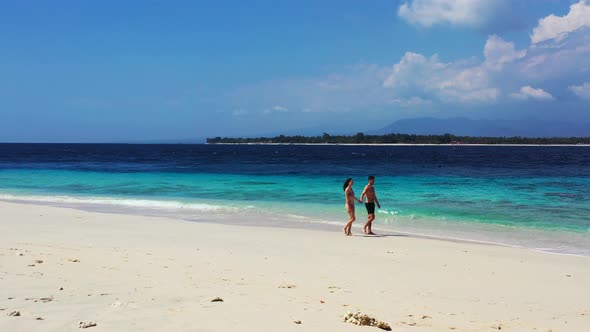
[1,0,589,142]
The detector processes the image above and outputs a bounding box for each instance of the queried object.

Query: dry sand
[1,201,589,331]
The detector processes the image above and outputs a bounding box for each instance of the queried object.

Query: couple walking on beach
[343,176,380,236]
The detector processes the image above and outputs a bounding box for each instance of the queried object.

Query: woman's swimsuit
[345,188,355,210]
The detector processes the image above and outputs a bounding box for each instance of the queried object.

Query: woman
[343,178,362,236]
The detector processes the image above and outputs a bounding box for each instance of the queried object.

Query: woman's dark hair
[343,178,352,191]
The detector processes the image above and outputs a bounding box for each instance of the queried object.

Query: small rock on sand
[68,259,80,263]
[211,297,224,302]
[35,260,43,264]
[8,311,21,317]
[79,321,97,328]
[293,320,301,324]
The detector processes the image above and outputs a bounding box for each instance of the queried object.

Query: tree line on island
[206,133,590,145]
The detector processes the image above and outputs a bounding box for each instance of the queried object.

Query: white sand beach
[1,201,589,332]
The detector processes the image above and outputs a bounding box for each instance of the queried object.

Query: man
[360,175,381,235]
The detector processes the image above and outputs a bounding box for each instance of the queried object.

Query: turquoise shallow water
[1,144,590,255]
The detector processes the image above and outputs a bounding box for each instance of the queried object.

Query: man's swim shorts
[365,202,375,214]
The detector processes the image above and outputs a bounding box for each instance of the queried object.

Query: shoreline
[2,194,590,259]
[208,142,590,147]
[2,142,590,146]
[1,201,589,331]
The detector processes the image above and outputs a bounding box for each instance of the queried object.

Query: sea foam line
[0,193,237,213]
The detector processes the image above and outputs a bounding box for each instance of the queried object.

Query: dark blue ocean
[1,143,589,255]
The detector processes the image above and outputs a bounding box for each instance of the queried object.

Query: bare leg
[364,214,375,235]
[344,208,355,236]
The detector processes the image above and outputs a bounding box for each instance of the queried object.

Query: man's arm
[374,192,381,208]
[360,185,368,203]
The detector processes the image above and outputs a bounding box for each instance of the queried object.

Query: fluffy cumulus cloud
[397,0,507,28]
[510,86,554,101]
[570,82,590,100]
[531,0,590,44]
[483,35,527,69]
[382,34,529,104]
[382,51,499,103]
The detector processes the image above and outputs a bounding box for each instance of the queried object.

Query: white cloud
[483,35,526,70]
[383,44,502,104]
[398,0,506,27]
[531,0,590,44]
[382,35,532,103]
[570,82,590,100]
[263,105,289,114]
[520,34,590,80]
[510,86,554,101]
[389,96,432,107]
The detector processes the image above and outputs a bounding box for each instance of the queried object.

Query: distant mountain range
[370,117,590,137]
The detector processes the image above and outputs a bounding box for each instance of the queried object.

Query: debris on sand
[293,320,302,324]
[79,321,97,328]
[344,312,391,331]
[68,259,80,263]
[8,311,21,317]
[278,284,297,289]
[211,297,224,302]
[36,297,54,303]
[25,296,53,303]
[35,260,43,264]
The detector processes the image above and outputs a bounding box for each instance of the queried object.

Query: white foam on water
[0,193,237,213]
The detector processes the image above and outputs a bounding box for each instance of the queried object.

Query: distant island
[207,133,590,145]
